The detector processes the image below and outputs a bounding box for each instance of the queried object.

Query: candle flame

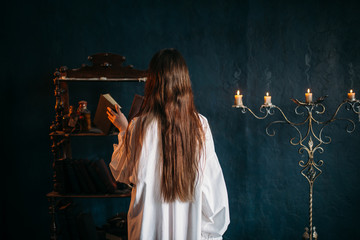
[307,88,310,93]
[350,89,353,93]
[266,92,269,96]
[237,90,240,95]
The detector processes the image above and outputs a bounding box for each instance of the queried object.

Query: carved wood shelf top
[56,53,147,81]
[58,76,146,82]
[46,191,131,198]
[49,129,119,137]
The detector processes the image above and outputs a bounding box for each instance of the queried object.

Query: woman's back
[110,114,229,240]
[108,49,229,239]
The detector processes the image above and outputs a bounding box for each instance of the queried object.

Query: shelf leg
[48,196,57,240]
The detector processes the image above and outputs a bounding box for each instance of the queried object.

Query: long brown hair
[132,49,204,202]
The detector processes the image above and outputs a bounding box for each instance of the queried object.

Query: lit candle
[234,90,243,106]
[305,88,313,103]
[348,89,356,101]
[264,92,272,105]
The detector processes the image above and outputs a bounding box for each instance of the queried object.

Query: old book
[73,159,97,193]
[94,94,121,135]
[66,160,81,194]
[92,159,117,193]
[53,159,66,194]
[127,94,144,121]
[84,159,107,193]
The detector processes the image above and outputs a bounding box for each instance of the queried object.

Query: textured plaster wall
[3,0,360,239]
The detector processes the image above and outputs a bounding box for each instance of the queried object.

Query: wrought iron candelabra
[233,94,360,240]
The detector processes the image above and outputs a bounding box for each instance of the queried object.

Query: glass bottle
[67,106,79,132]
[77,100,91,132]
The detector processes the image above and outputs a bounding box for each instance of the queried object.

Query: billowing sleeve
[109,119,137,185]
[201,118,230,240]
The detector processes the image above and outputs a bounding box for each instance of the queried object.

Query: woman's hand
[106,104,128,132]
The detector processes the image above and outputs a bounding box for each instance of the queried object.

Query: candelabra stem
[309,182,313,240]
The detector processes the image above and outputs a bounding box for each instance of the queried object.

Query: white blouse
[110,114,230,240]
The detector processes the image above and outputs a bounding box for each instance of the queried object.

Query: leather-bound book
[94,94,121,135]
[127,94,144,121]
[53,159,66,194]
[73,159,97,193]
[66,160,81,194]
[84,159,107,193]
[92,159,117,193]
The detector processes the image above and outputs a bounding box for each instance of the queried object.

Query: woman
[107,49,229,240]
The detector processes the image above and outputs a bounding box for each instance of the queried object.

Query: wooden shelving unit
[47,53,146,240]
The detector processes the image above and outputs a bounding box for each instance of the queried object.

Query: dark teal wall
[3,0,360,239]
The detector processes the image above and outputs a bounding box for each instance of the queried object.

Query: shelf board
[59,77,146,82]
[49,130,119,137]
[46,190,131,198]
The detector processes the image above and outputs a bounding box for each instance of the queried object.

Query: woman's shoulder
[198,113,207,122]
[129,115,158,132]
[197,113,210,130]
